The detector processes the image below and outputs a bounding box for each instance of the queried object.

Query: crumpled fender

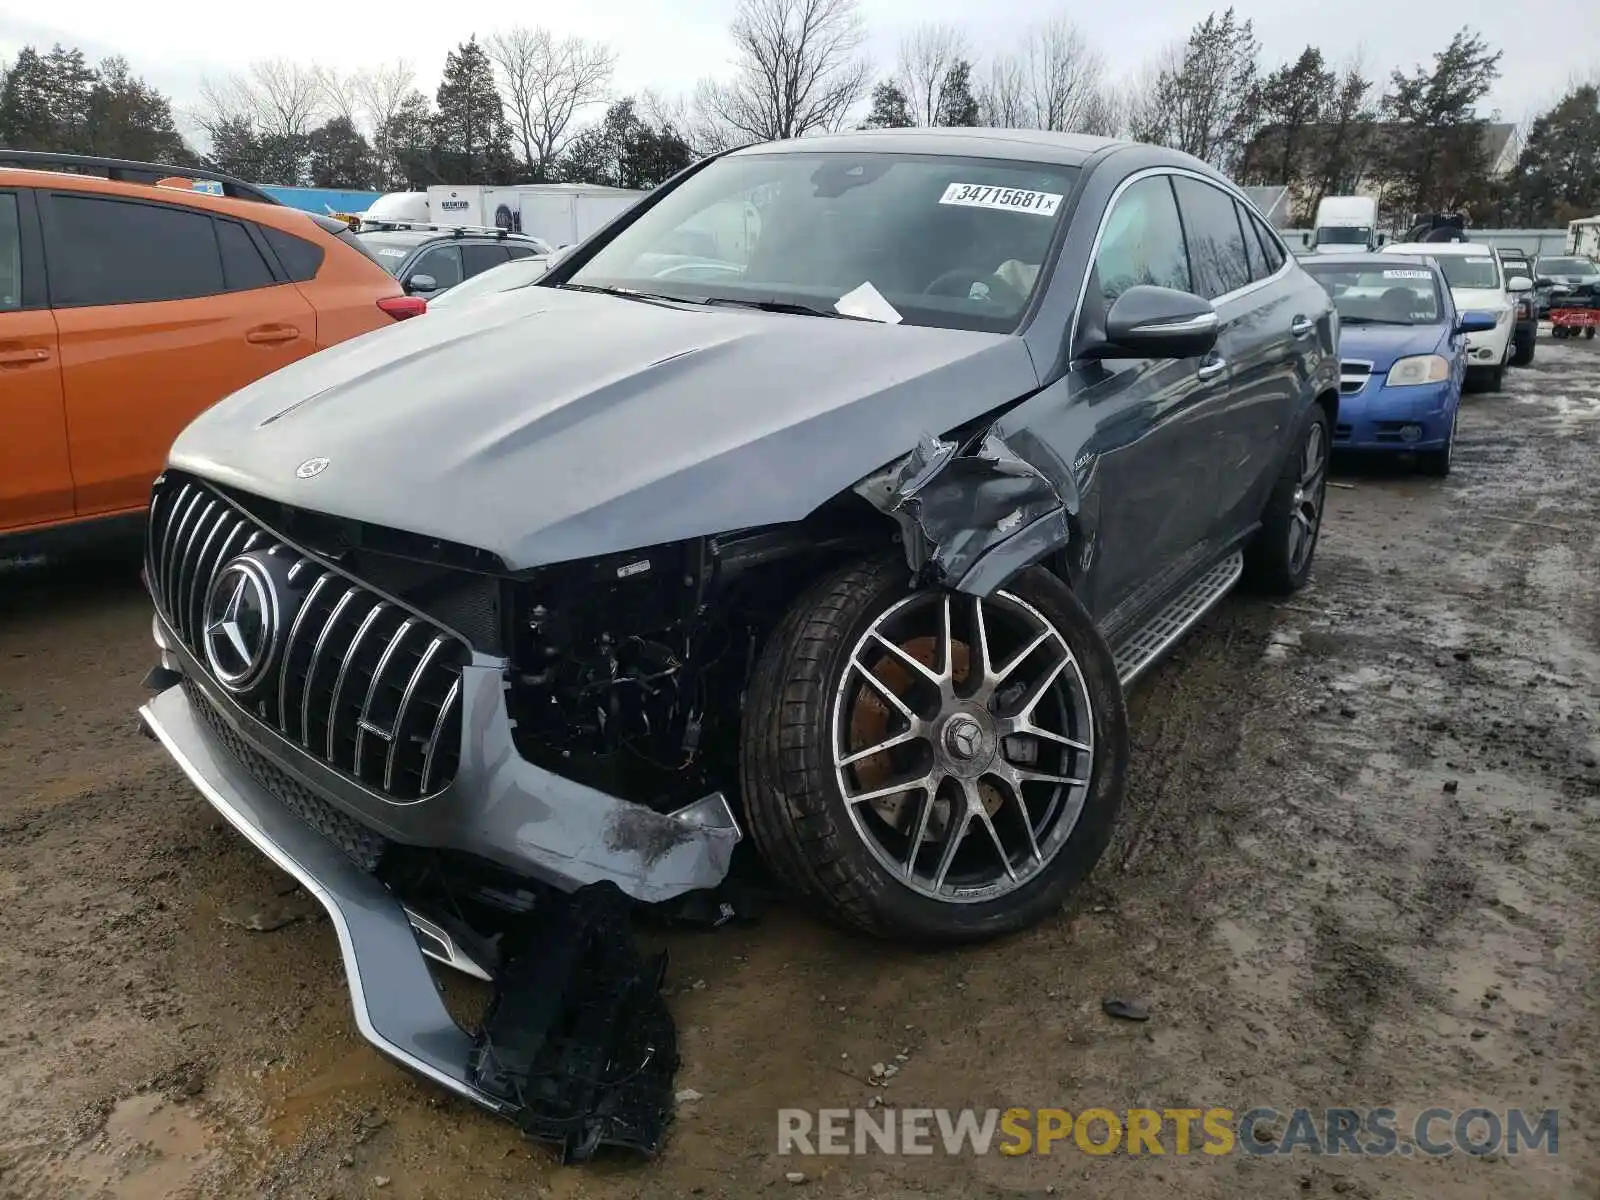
[853,424,1076,597]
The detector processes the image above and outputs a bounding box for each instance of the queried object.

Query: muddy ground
[2,336,1598,1200]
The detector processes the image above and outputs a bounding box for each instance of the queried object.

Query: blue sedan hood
[1338,322,1448,370]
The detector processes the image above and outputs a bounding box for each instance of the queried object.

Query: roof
[1383,242,1494,257]
[735,127,1123,167]
[1301,252,1433,268]
[354,227,542,245]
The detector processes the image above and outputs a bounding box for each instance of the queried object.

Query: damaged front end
[853,425,1074,596]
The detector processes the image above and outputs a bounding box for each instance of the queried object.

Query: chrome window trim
[1068,164,1295,355]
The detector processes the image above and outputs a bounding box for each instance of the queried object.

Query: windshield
[1437,255,1501,290]
[564,151,1082,332]
[1303,263,1442,325]
[353,234,418,276]
[1538,257,1597,276]
[1316,226,1371,245]
[430,256,549,307]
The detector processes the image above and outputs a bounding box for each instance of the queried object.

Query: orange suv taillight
[378,295,427,321]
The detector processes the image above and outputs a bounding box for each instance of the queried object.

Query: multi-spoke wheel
[1243,403,1332,595]
[740,557,1127,943]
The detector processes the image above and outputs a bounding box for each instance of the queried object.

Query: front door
[40,192,318,517]
[0,188,72,533]
[1022,173,1231,626]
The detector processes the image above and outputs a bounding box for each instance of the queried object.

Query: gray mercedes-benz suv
[138,128,1338,1147]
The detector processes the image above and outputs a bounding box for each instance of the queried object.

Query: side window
[0,194,20,311]
[50,194,224,306]
[1235,201,1267,282]
[261,225,326,283]
[1093,175,1191,302]
[462,243,511,276]
[215,219,276,292]
[410,245,463,288]
[506,244,536,260]
[1250,212,1286,272]
[1172,177,1250,300]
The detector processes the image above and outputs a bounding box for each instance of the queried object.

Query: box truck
[1311,196,1380,253]
[423,184,645,248]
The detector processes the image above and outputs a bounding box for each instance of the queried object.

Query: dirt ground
[2,335,1598,1200]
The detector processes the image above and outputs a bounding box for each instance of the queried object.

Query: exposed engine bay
[505,517,876,812]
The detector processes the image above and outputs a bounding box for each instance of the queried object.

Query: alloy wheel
[1287,421,1328,576]
[829,590,1095,904]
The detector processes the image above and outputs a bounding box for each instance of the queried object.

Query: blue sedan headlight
[1386,354,1450,387]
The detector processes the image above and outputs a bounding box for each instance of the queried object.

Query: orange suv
[0,151,424,553]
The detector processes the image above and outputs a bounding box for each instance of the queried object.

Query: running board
[1110,551,1244,686]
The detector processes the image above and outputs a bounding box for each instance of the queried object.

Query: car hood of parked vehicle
[1450,286,1512,316]
[167,285,1042,572]
[1339,322,1451,373]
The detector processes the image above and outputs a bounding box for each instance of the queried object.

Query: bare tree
[317,67,361,126]
[895,22,968,126]
[1020,18,1111,133]
[978,55,1030,128]
[351,60,419,187]
[643,86,735,158]
[202,59,326,140]
[709,0,873,142]
[487,27,617,178]
[1123,45,1181,145]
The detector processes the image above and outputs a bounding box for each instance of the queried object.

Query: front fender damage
[853,428,1072,596]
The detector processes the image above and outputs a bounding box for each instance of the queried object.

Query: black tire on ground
[1242,402,1332,595]
[1416,401,1457,478]
[1472,363,1505,391]
[1587,327,1595,340]
[1510,336,1535,366]
[739,556,1128,945]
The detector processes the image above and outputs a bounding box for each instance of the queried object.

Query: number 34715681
[939,183,1064,216]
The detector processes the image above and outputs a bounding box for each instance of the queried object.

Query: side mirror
[1506,275,1533,292]
[405,273,439,295]
[1093,285,1220,360]
[1456,311,1497,334]
[1535,276,1554,288]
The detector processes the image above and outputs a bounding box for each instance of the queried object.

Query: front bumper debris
[139,683,678,1160]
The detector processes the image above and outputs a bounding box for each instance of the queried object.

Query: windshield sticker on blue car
[939,183,1063,216]
[1465,256,1495,264]
[1383,269,1431,279]
[375,247,408,258]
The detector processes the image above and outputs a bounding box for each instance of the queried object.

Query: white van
[1312,196,1380,253]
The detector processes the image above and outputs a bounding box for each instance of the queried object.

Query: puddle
[43,1093,220,1200]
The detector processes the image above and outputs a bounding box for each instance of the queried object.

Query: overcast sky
[2,0,1595,143]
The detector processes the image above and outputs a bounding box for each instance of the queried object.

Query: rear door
[461,242,512,280]
[1171,176,1304,544]
[40,191,318,517]
[0,188,72,533]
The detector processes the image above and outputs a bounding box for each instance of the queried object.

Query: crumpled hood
[169,286,1040,570]
[1339,323,1448,371]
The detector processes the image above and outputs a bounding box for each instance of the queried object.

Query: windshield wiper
[556,283,690,307]
[695,296,875,321]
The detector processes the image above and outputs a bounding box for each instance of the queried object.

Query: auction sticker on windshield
[939,183,1063,216]
[1383,269,1431,279]
[1466,257,1496,264]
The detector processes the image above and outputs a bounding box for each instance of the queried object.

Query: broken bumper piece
[138,684,677,1160]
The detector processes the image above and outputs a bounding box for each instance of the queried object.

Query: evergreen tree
[1505,85,1600,225]
[0,48,58,149]
[862,80,914,129]
[934,60,980,126]
[432,37,516,184]
[1381,28,1502,216]
[307,116,378,188]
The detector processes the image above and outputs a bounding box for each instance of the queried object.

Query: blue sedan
[1302,254,1496,476]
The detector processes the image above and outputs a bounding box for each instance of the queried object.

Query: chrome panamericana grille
[146,474,468,801]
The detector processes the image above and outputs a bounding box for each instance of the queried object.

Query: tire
[1483,364,1505,391]
[1416,404,1456,477]
[739,556,1128,944]
[1510,335,1535,366]
[1587,327,1595,341]
[1242,403,1331,595]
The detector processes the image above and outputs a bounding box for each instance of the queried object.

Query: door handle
[0,347,49,366]
[1290,315,1315,338]
[1196,356,1228,381]
[246,325,300,344]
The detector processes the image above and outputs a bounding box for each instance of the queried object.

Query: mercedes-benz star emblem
[295,457,330,479]
[202,559,279,694]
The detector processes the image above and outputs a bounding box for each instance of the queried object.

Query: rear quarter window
[260,223,327,283]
